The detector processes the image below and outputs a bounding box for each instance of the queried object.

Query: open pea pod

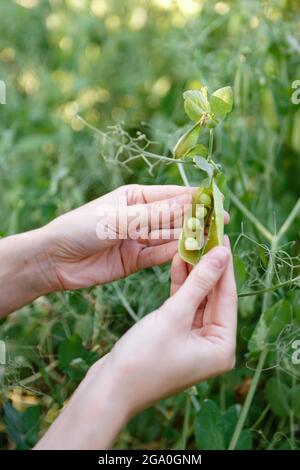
[202,180,224,254]
[178,179,224,266]
[178,219,204,265]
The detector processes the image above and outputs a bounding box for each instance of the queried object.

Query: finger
[138,227,182,246]
[137,240,178,270]
[125,192,192,238]
[147,192,192,229]
[209,236,237,333]
[126,184,197,204]
[187,263,193,274]
[168,246,230,324]
[170,254,189,295]
[191,299,207,329]
[224,211,230,224]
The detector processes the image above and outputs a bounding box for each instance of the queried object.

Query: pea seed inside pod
[195,206,208,220]
[184,237,200,251]
[187,216,201,232]
[198,193,211,207]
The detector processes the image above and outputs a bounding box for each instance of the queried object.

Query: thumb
[169,246,230,323]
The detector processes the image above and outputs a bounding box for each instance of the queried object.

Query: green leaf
[239,293,257,318]
[223,405,240,447]
[248,299,292,355]
[223,405,253,449]
[207,116,219,128]
[196,381,210,400]
[265,378,290,417]
[194,156,213,183]
[233,255,247,291]
[58,334,98,381]
[183,90,210,121]
[184,143,207,158]
[128,408,161,443]
[236,430,253,450]
[289,385,300,417]
[210,86,233,119]
[202,180,224,254]
[173,123,200,158]
[58,334,85,369]
[194,399,225,450]
[4,402,40,449]
[215,172,226,190]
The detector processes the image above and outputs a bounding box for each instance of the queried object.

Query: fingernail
[223,235,231,248]
[224,211,230,224]
[207,246,230,269]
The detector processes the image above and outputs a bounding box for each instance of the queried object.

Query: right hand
[35,238,237,449]
[99,237,238,415]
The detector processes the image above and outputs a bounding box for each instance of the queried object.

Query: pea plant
[79,86,233,263]
[79,85,300,451]
[2,0,300,451]
[171,87,232,264]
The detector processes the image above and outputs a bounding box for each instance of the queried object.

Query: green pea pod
[178,180,224,266]
[202,180,224,255]
[173,122,200,158]
[178,219,204,265]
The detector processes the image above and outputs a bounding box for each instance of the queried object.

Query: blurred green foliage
[0,0,300,450]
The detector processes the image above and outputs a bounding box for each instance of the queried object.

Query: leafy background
[0,0,300,450]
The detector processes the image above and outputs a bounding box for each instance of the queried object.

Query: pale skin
[0,184,236,450]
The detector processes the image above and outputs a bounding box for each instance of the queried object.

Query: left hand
[43,184,194,290]
[42,184,229,291]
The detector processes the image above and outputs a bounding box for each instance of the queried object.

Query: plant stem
[275,197,300,242]
[262,239,277,311]
[14,360,59,387]
[290,374,296,448]
[208,129,214,160]
[229,195,299,450]
[289,412,295,449]
[237,275,300,298]
[178,163,190,186]
[267,417,286,450]
[250,404,270,431]
[220,376,226,413]
[113,283,139,322]
[229,237,278,449]
[228,348,268,449]
[229,190,273,242]
[78,115,192,166]
[180,394,191,450]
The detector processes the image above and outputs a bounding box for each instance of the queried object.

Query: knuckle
[193,269,214,292]
[127,183,140,191]
[160,298,182,324]
[126,184,143,203]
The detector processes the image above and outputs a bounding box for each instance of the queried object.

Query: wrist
[30,226,63,294]
[83,356,132,428]
[36,355,131,449]
[18,226,62,297]
[0,228,59,316]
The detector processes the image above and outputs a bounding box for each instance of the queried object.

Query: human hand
[42,184,229,291]
[42,184,193,290]
[35,238,237,450]
[0,184,229,316]
[104,237,237,415]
